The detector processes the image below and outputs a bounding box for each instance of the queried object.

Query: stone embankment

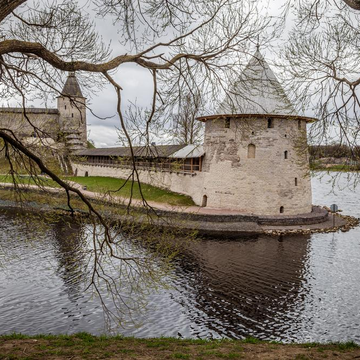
[0,182,358,237]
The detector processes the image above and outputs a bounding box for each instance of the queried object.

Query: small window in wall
[225,118,230,128]
[71,113,74,118]
[65,105,67,110]
[202,195,208,207]
[284,150,288,159]
[298,120,302,130]
[248,144,256,158]
[85,171,89,177]
[267,118,274,128]
[251,131,255,135]
[295,177,298,186]
[280,206,284,214]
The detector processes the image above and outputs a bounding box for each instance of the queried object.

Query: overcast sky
[66,0,292,148]
[3,0,299,148]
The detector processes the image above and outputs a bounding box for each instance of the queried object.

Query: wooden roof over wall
[75,144,187,158]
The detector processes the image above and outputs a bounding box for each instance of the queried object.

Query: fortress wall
[72,162,205,205]
[0,110,60,138]
[71,115,313,216]
[200,117,312,215]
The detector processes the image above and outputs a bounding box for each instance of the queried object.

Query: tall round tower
[57,72,87,150]
[197,51,316,215]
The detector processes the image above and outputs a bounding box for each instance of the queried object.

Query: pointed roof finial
[256,35,260,51]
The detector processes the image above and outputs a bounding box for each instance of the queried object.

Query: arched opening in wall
[295,177,298,186]
[284,151,288,159]
[202,195,208,207]
[298,120,301,130]
[267,118,274,128]
[248,144,256,158]
[280,206,284,214]
[85,171,89,177]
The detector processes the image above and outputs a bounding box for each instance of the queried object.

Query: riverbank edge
[0,183,358,237]
[1,333,359,360]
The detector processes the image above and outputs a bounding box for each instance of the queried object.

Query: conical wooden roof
[217,50,296,115]
[61,72,84,98]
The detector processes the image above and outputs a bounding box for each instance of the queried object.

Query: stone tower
[197,50,316,215]
[57,72,87,151]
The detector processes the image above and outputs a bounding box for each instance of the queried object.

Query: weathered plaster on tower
[198,115,312,215]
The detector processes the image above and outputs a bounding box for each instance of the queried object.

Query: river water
[0,172,360,343]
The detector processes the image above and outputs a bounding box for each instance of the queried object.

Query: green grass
[66,176,195,206]
[87,140,96,149]
[0,175,59,188]
[0,334,359,360]
[310,163,360,172]
[0,174,195,206]
[241,336,262,344]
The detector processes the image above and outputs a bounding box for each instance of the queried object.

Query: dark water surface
[0,172,360,342]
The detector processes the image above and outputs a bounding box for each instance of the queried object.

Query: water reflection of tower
[175,234,310,340]
[51,217,88,302]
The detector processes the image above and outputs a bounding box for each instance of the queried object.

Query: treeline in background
[309,145,360,170]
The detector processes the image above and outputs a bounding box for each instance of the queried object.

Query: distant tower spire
[57,72,87,150]
[256,35,260,51]
[61,72,84,98]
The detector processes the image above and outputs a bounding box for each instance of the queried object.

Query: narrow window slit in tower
[202,195,208,207]
[225,118,230,128]
[248,144,256,158]
[280,206,284,214]
[295,177,298,186]
[71,113,74,118]
[284,150,288,159]
[267,118,274,128]
[298,120,301,130]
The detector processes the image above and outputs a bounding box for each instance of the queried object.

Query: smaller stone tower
[57,72,87,151]
[197,50,316,215]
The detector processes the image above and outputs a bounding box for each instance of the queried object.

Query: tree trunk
[343,0,360,10]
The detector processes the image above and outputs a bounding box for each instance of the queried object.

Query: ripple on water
[0,173,360,341]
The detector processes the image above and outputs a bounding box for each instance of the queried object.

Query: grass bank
[0,334,359,360]
[310,163,360,172]
[0,175,59,188]
[0,175,195,206]
[66,176,195,206]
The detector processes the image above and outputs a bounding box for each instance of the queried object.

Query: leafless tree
[279,0,360,166]
[170,93,204,145]
[0,0,269,325]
